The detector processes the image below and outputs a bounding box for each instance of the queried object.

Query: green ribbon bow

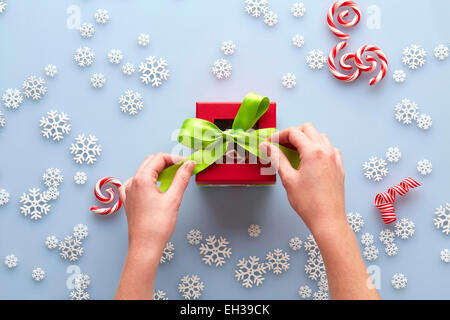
[158,93,299,192]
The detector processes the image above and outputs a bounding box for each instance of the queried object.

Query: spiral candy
[90,177,123,215]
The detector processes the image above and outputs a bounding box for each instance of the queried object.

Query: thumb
[259,142,295,182]
[166,161,196,201]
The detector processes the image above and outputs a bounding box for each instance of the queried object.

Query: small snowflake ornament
[74,47,95,67]
[244,0,268,18]
[379,229,395,244]
[0,1,7,13]
[363,157,388,182]
[266,249,290,275]
[292,34,305,48]
[108,49,123,65]
[313,290,329,300]
[153,290,168,300]
[391,273,407,289]
[221,40,236,55]
[90,73,106,89]
[43,187,59,201]
[360,233,374,246]
[74,172,87,185]
[80,23,95,38]
[44,65,58,78]
[417,159,432,176]
[20,188,51,220]
[402,45,426,69]
[0,111,4,127]
[42,168,63,188]
[363,245,379,261]
[0,189,10,206]
[392,70,406,83]
[440,249,450,263]
[74,273,91,291]
[306,50,327,69]
[385,147,401,163]
[385,242,399,256]
[119,90,143,116]
[138,56,170,87]
[69,134,102,165]
[137,33,150,47]
[59,235,84,261]
[122,63,135,76]
[94,9,109,24]
[22,76,47,100]
[2,88,23,109]
[73,224,89,240]
[32,267,45,282]
[416,114,432,130]
[212,59,232,80]
[347,212,364,232]
[281,73,296,89]
[199,235,232,267]
[434,44,449,61]
[178,275,204,300]
[5,254,18,269]
[248,224,261,238]
[434,203,450,235]
[298,285,312,299]
[289,237,302,251]
[160,242,175,264]
[45,236,59,249]
[235,256,267,288]
[70,289,90,300]
[394,218,415,239]
[291,2,306,17]
[318,277,329,292]
[263,11,278,27]
[395,98,419,125]
[40,110,71,141]
[187,229,203,246]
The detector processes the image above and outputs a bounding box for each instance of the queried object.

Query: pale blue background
[0,0,449,300]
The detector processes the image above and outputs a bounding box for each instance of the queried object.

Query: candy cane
[354,45,388,86]
[374,178,422,224]
[328,41,361,82]
[90,177,123,215]
[327,0,361,40]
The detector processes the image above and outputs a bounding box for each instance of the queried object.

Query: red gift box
[195,101,277,186]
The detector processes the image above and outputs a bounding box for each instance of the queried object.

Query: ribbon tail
[277,144,300,169]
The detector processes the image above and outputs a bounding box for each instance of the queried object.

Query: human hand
[119,153,196,254]
[260,123,347,234]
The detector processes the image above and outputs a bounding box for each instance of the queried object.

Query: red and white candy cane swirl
[374,178,422,224]
[354,45,388,86]
[328,41,361,82]
[327,0,361,40]
[90,177,123,216]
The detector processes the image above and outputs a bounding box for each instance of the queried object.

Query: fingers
[268,127,310,153]
[300,123,322,142]
[321,133,333,150]
[335,147,345,176]
[118,178,131,206]
[166,161,196,201]
[134,155,154,176]
[140,153,184,184]
[260,142,296,183]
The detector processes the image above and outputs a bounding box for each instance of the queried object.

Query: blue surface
[0,0,449,300]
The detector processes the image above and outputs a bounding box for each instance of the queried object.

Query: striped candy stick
[90,177,123,215]
[327,0,362,40]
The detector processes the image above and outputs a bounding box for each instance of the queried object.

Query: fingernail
[185,160,196,170]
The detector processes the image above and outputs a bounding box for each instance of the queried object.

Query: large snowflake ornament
[221,40,236,55]
[306,50,327,69]
[289,237,302,251]
[42,168,63,188]
[298,285,312,299]
[199,235,232,267]
[119,90,144,116]
[248,224,261,238]
[94,9,109,24]
[70,134,102,165]
[291,2,306,17]
[0,1,6,13]
[363,245,379,261]
[44,65,57,78]
[292,34,305,48]
[391,273,407,289]
[70,289,90,300]
[395,218,415,239]
[153,290,168,300]
[59,235,84,261]
[304,255,326,281]
[73,224,89,240]
[122,63,135,76]
[263,11,278,27]
[108,49,123,65]
[22,76,47,100]
[74,273,91,291]
[434,203,450,235]
[2,88,23,109]
[440,249,450,263]
[45,235,59,249]
[32,267,45,281]
[244,0,268,18]
[392,69,406,83]
[90,73,106,89]
[20,188,51,220]
[138,56,170,87]
[74,172,87,185]
[0,189,10,206]
[385,147,401,163]
[379,229,395,244]
[266,249,290,275]
[5,254,18,269]
[360,233,374,246]
[178,275,204,300]
[187,229,203,246]
[74,47,95,67]
[303,234,321,257]
[385,242,399,257]
[235,256,267,288]
[394,98,419,125]
[363,157,388,182]
[40,110,71,142]
[347,212,364,232]
[137,33,150,47]
[160,242,175,264]
[281,73,296,89]
[212,59,232,80]
[416,114,432,130]
[417,159,432,176]
[434,44,449,61]
[402,45,426,69]
[80,23,95,38]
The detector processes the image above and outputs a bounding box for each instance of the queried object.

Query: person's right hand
[259,123,347,234]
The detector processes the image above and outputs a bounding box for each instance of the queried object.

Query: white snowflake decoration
[392,69,406,83]
[263,11,278,27]
[0,1,6,13]
[281,73,296,89]
[434,44,449,61]
[119,90,143,116]
[160,242,175,264]
[379,229,395,244]
[40,110,71,142]
[32,267,45,282]
[42,168,63,188]
[43,187,59,201]
[122,63,135,76]
[417,159,432,176]
[363,245,379,261]
[2,88,23,109]
[108,49,123,65]
[153,290,168,300]
[94,9,109,24]
[394,218,415,239]
[244,0,268,18]
[363,157,388,182]
[304,255,326,280]
[298,285,312,299]
[391,273,407,289]
[80,23,95,38]
[0,111,4,127]
[394,98,419,125]
[74,273,91,291]
[292,34,305,48]
[0,189,10,206]
[59,235,84,261]
[221,40,236,55]
[289,237,302,251]
[138,56,170,87]
[385,147,402,163]
[402,45,426,69]
[313,290,329,300]
[212,59,232,80]
[74,172,87,185]
[434,203,450,235]
[22,76,47,100]
[235,256,267,288]
[318,277,329,292]
[90,73,106,89]
[266,249,290,275]
[20,188,51,220]
[74,47,95,67]
[360,233,374,246]
[178,275,204,300]
[291,2,306,17]
[306,50,327,70]
[199,235,232,267]
[416,114,432,130]
[248,224,261,238]
[44,64,57,78]
[137,33,150,47]
[5,254,18,269]
[45,235,59,249]
[70,289,90,300]
[73,224,89,240]
[440,249,450,263]
[385,242,398,256]
[347,212,365,232]
[303,234,321,257]
[69,134,102,165]
[187,229,203,246]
